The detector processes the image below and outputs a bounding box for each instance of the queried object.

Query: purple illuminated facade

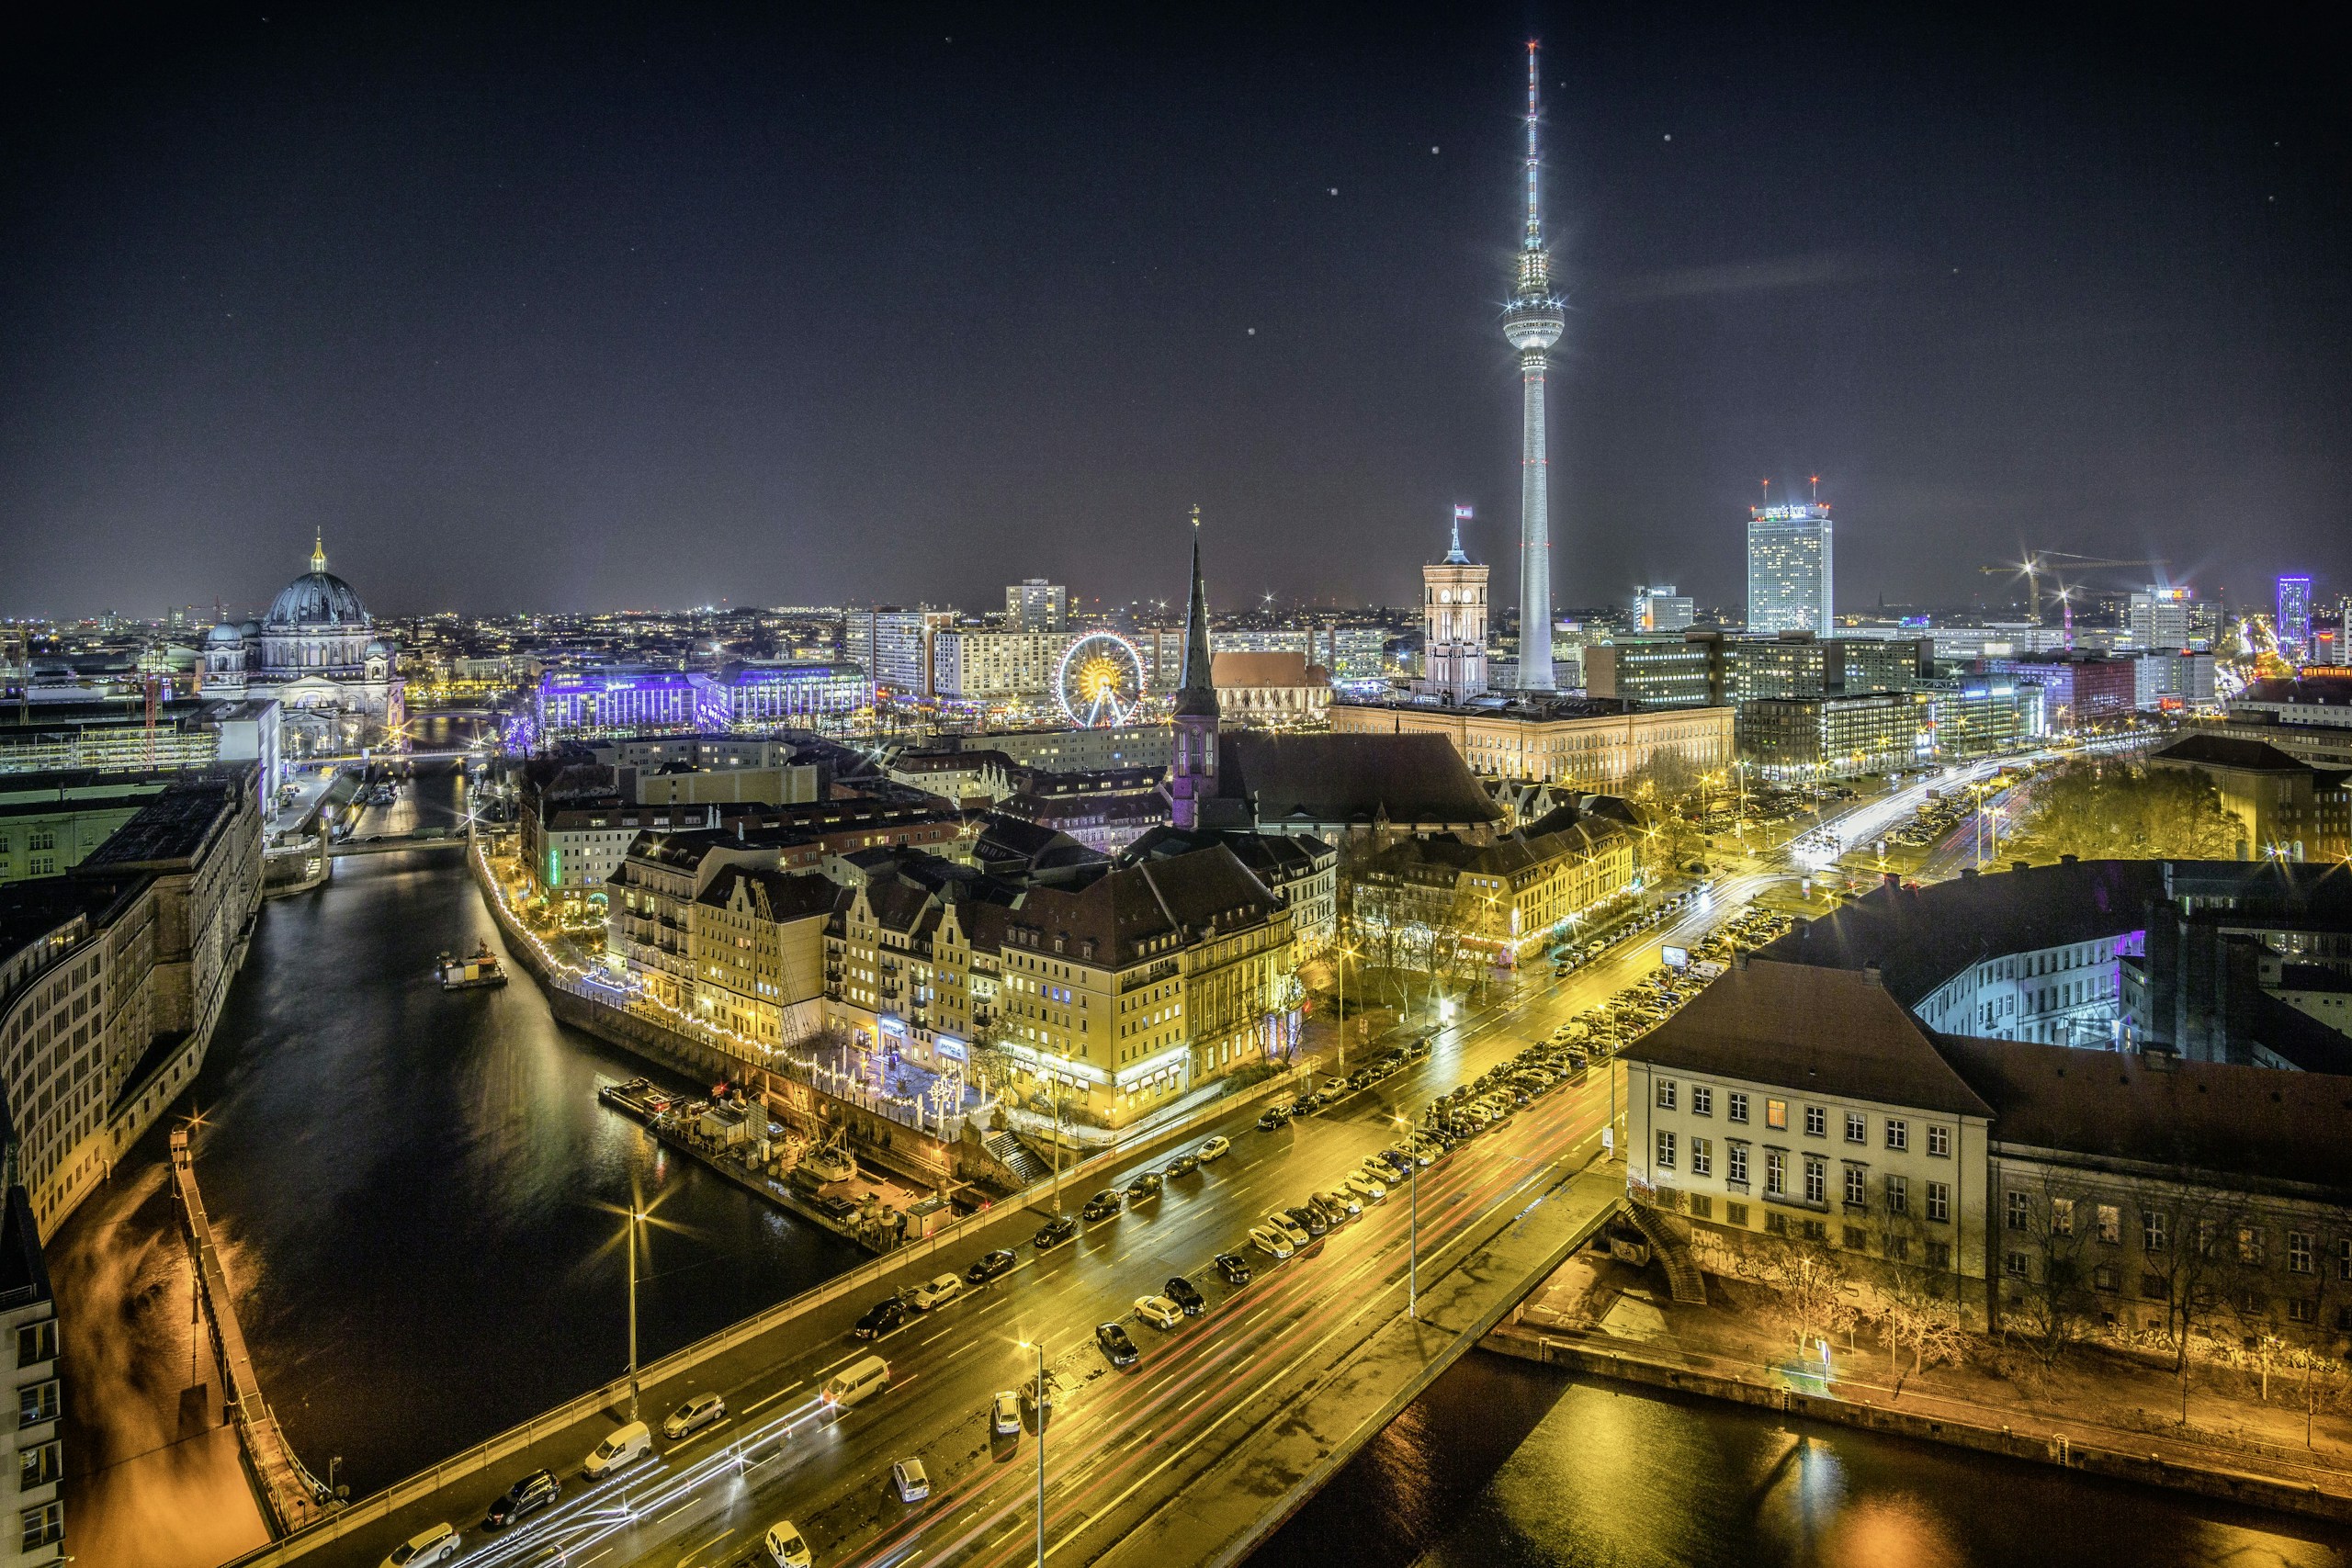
[533,662,870,740]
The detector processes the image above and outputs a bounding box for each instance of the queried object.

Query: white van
[583,1419,652,1479]
[820,1356,889,1409]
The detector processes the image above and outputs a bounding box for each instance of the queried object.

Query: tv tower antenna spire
[1502,40,1565,692]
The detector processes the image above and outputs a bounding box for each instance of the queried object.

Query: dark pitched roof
[695,864,838,922]
[1011,843,1278,969]
[1216,732,1501,828]
[1763,860,2175,1004]
[1620,959,1996,1119]
[2151,733,2322,774]
[1936,1033,2352,1199]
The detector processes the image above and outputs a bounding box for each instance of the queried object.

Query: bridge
[327,829,470,858]
[212,876,1733,1568]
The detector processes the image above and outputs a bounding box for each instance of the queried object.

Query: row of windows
[1654,1078,1951,1156]
[2004,1191,2352,1277]
[1657,1132,1955,1222]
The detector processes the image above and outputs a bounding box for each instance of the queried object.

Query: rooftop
[1216,731,1502,828]
[1937,1033,2352,1200]
[75,772,251,874]
[1620,959,1997,1120]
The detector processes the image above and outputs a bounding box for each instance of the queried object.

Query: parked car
[1255,1107,1290,1132]
[582,1420,652,1480]
[1318,1189,1362,1218]
[908,1273,964,1311]
[1096,1321,1141,1367]
[1162,1152,1200,1178]
[1033,1213,1080,1250]
[1267,1211,1311,1247]
[1249,1224,1295,1260]
[1215,1251,1254,1285]
[1081,1189,1124,1221]
[892,1458,931,1502]
[1165,1276,1206,1314]
[484,1469,560,1529]
[661,1392,727,1440]
[1345,1172,1387,1202]
[1125,1170,1164,1201]
[853,1297,907,1340]
[991,1390,1023,1436]
[380,1523,460,1568]
[1135,1294,1185,1329]
[1197,1134,1232,1162]
[966,1248,1018,1284]
[1285,1203,1329,1238]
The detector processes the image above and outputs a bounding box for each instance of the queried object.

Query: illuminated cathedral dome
[266,535,369,627]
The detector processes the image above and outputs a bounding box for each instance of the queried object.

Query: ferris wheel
[1056,633,1148,728]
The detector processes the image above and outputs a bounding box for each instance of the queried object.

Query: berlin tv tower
[1502,40,1565,692]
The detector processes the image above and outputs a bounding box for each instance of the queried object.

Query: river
[1252,1349,2351,1568]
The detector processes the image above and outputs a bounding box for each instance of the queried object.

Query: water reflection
[1258,1356,2350,1568]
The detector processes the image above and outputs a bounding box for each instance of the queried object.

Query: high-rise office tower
[1746,501,1834,637]
[1419,506,1489,705]
[1004,579,1069,633]
[1502,42,1564,692]
[2277,575,2312,660]
[2129,587,2193,653]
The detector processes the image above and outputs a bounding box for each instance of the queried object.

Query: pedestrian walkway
[171,1130,339,1537]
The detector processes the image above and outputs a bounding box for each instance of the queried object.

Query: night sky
[4,3,2346,622]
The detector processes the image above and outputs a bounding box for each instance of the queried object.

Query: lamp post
[1392,1114,1419,1319]
[1017,1339,1047,1568]
[624,1190,644,1420]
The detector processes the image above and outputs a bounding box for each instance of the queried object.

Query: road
[280,878,1762,1568]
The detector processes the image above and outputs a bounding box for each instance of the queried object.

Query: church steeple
[1168,509,1222,830]
[311,532,328,575]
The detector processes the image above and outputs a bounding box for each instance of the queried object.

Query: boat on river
[436,942,507,990]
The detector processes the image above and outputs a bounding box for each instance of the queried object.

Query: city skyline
[4,5,2346,620]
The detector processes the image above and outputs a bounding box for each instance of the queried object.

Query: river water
[49,753,2352,1568]
[1253,1350,2351,1568]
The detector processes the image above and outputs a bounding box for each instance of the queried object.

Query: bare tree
[2129,1179,2250,1417]
[2001,1169,2098,1364]
[1869,1217,1973,1400]
[1747,1240,1858,1357]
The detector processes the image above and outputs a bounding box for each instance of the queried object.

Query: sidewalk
[1504,1250,2352,1517]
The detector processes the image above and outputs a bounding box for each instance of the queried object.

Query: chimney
[1861,963,1883,988]
[2060,852,2079,865]
[1961,866,1978,879]
[2012,860,2030,874]
[1882,870,1899,890]
[1733,951,1749,971]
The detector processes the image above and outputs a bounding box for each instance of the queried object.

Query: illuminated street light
[1392,1112,1420,1318]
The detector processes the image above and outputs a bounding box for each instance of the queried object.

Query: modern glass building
[1746,502,1834,637]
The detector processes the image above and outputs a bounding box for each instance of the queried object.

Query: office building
[532,664,869,740]
[1633,585,1694,634]
[1921,676,2044,760]
[1977,654,2138,732]
[842,607,954,695]
[2126,587,2200,653]
[927,628,1079,703]
[3,1170,61,1564]
[1736,692,1928,781]
[1003,580,1069,634]
[1746,502,1835,637]
[1581,637,1723,708]
[2278,575,2313,662]
[2149,734,2351,863]
[1417,509,1488,705]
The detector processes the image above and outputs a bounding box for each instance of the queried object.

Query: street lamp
[625,1190,645,1419]
[1016,1339,1047,1568]
[1392,1113,1419,1319]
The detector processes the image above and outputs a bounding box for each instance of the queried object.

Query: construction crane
[1979,551,2170,626]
